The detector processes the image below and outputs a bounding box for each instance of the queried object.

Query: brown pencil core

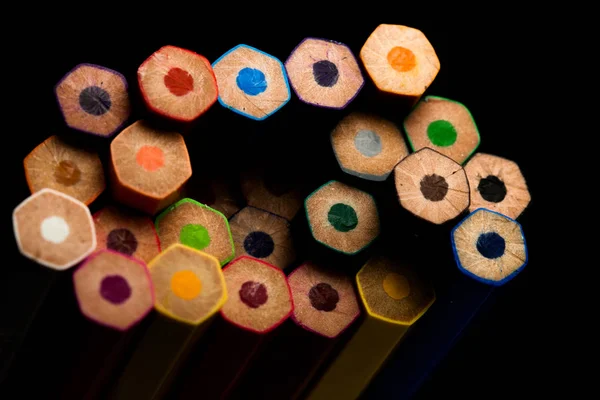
[54,160,81,186]
[164,67,194,96]
[420,174,448,201]
[387,46,416,72]
[107,228,138,256]
[309,283,339,312]
[239,281,268,308]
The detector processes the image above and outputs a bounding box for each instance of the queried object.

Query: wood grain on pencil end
[464,153,531,219]
[229,206,295,270]
[138,45,218,122]
[288,261,360,338]
[221,256,293,334]
[93,205,161,262]
[331,112,409,181]
[357,255,436,325]
[13,188,96,270]
[149,243,227,325]
[109,120,191,215]
[73,249,154,330]
[452,208,528,286]
[285,37,363,109]
[54,63,130,138]
[404,96,480,164]
[155,198,235,266]
[360,24,440,104]
[394,147,470,225]
[305,180,380,255]
[24,135,106,205]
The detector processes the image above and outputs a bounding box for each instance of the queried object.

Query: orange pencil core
[387,46,416,72]
[136,145,165,172]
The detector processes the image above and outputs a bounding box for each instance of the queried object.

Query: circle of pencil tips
[288,261,360,338]
[55,63,131,138]
[404,96,480,164]
[93,206,161,263]
[182,176,242,219]
[360,24,440,102]
[464,153,531,220]
[357,255,435,325]
[24,135,106,205]
[451,208,527,286]
[12,188,96,270]
[229,206,295,270]
[305,180,380,255]
[285,37,364,109]
[148,243,227,325]
[73,249,155,330]
[330,112,409,181]
[137,45,218,122]
[109,120,192,215]
[155,198,234,266]
[220,256,293,334]
[212,44,291,120]
[241,168,303,221]
[394,148,470,224]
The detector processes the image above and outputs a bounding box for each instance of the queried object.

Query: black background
[1,14,549,399]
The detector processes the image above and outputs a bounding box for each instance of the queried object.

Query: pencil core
[419,174,448,202]
[387,46,416,72]
[107,228,138,256]
[54,160,81,186]
[309,283,339,312]
[171,270,202,300]
[383,272,410,300]
[100,275,132,305]
[164,67,194,96]
[239,281,268,308]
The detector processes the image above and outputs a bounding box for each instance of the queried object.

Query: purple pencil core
[100,275,131,305]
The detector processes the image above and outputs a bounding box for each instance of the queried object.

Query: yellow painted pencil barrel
[306,255,435,400]
[109,244,227,400]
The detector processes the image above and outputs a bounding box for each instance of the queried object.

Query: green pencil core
[427,120,457,147]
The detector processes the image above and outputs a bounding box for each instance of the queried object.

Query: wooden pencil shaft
[172,317,265,400]
[227,319,336,400]
[58,324,137,400]
[306,315,409,399]
[109,313,212,400]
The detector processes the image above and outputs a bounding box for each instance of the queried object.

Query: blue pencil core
[236,67,267,96]
[476,232,505,259]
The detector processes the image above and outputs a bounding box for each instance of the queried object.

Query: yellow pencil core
[171,270,202,300]
[382,272,410,300]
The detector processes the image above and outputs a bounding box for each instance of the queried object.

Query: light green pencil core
[179,224,211,250]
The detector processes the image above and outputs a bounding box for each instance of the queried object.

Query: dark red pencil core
[309,282,339,312]
[164,67,194,96]
[100,275,132,305]
[239,281,268,308]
